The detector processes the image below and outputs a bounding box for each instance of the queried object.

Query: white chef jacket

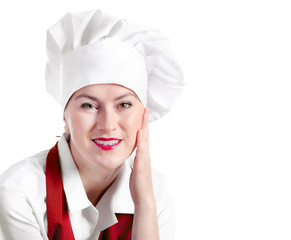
[0,134,175,240]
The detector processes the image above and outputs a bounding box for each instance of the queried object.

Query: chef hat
[45,10,185,122]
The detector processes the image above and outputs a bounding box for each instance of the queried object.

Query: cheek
[65,112,95,135]
[123,111,143,139]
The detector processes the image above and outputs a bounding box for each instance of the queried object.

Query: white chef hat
[45,10,184,122]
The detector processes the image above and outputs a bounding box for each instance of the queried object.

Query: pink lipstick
[92,138,122,150]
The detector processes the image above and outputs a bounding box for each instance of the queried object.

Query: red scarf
[46,142,133,240]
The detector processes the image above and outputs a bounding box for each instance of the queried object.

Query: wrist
[134,196,157,212]
[132,195,159,240]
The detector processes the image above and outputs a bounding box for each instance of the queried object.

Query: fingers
[130,108,154,204]
[136,108,150,154]
[141,108,149,132]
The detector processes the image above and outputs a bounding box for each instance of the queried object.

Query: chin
[91,154,128,170]
[91,145,135,169]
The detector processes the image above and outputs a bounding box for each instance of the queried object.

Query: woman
[0,10,184,240]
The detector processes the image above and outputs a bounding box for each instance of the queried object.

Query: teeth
[94,140,120,146]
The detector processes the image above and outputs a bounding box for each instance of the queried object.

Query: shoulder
[151,168,175,239]
[151,168,175,214]
[0,150,48,187]
[151,168,172,201]
[0,149,49,207]
[0,150,49,239]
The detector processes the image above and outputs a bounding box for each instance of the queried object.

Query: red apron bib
[46,142,133,240]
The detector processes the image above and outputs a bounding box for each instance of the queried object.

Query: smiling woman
[0,9,184,240]
[65,85,144,174]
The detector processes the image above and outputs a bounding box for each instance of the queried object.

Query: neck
[68,142,123,206]
[79,165,121,206]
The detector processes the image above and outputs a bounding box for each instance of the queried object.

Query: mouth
[92,138,122,150]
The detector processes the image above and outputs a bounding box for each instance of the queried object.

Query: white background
[0,0,291,239]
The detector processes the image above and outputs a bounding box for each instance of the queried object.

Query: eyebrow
[74,92,139,102]
[114,93,139,101]
[74,93,98,102]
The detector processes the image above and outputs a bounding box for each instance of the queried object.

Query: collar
[57,133,134,231]
[95,161,134,231]
[58,133,91,212]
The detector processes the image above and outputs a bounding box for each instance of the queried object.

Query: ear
[63,112,70,133]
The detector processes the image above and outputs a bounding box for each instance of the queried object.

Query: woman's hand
[130,108,154,204]
[130,108,160,240]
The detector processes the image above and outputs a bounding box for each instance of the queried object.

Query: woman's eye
[118,102,132,109]
[81,103,97,109]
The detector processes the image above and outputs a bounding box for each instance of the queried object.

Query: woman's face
[64,84,145,170]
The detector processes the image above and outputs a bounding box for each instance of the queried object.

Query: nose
[96,107,118,132]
